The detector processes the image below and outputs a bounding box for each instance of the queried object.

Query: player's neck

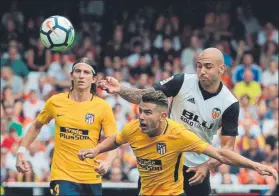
[152,119,167,137]
[70,89,92,102]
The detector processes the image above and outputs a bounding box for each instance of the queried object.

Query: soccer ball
[40,15,75,51]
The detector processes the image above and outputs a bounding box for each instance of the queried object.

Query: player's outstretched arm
[97,76,154,104]
[16,120,44,173]
[78,135,121,161]
[119,85,155,104]
[203,145,278,182]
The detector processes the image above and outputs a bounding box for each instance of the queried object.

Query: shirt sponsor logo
[180,109,214,131]
[60,127,89,140]
[137,157,163,171]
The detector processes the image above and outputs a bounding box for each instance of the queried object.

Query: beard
[200,76,219,90]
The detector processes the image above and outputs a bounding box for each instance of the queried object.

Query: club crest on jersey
[156,143,166,155]
[160,76,174,85]
[85,113,95,124]
[212,108,221,119]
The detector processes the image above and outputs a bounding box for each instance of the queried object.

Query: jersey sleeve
[221,102,239,136]
[176,126,209,153]
[115,123,130,145]
[36,97,53,124]
[102,104,118,137]
[153,74,184,97]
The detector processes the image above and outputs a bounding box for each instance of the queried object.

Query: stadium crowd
[1,0,278,190]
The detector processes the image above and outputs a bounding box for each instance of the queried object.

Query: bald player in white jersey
[98,48,240,196]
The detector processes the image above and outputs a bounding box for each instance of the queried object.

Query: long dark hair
[70,57,97,94]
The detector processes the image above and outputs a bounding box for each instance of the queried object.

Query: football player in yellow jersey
[15,58,118,195]
[78,90,278,196]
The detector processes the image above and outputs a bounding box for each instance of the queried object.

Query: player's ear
[92,75,97,83]
[160,112,167,121]
[219,64,225,75]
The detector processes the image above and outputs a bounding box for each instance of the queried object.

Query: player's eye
[84,70,90,74]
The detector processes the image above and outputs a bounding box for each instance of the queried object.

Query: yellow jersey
[116,118,209,196]
[37,92,117,183]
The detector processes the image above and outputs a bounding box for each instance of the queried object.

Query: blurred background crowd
[0,0,278,190]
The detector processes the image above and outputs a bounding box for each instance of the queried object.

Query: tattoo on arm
[119,85,155,104]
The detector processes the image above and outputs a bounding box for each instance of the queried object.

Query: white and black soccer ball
[40,15,75,51]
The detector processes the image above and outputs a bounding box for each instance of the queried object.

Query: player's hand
[187,162,209,186]
[97,77,121,94]
[78,148,99,161]
[254,162,278,183]
[16,153,30,173]
[94,159,110,176]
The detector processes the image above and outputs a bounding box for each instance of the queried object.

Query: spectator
[261,60,278,87]
[257,22,278,46]
[47,53,72,88]
[237,117,264,151]
[127,41,151,68]
[1,46,29,78]
[4,105,23,137]
[238,94,258,121]
[1,86,23,117]
[215,41,233,67]
[25,140,50,180]
[109,167,124,182]
[27,38,52,72]
[260,40,278,69]
[30,74,53,101]
[211,165,239,185]
[241,137,266,163]
[262,110,278,138]
[236,5,261,37]
[1,128,19,151]
[232,52,261,84]
[181,35,203,73]
[233,69,262,105]
[22,90,45,124]
[265,97,278,120]
[1,66,24,100]
[5,142,20,172]
[1,148,8,182]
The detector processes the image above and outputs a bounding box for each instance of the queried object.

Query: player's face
[196,56,224,89]
[139,102,166,137]
[71,63,96,91]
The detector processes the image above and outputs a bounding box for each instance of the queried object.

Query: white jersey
[154,73,239,167]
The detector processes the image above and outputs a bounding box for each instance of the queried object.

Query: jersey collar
[198,82,223,100]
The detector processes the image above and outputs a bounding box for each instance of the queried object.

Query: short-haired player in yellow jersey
[15,58,118,195]
[78,90,278,196]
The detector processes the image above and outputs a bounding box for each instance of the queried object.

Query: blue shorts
[50,180,102,196]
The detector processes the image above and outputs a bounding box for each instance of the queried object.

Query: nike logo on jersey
[187,98,195,104]
[57,114,65,117]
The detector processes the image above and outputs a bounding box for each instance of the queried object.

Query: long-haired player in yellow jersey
[15,58,118,195]
[78,90,278,196]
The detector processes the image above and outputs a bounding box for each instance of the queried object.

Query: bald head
[199,48,224,65]
[196,48,226,91]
